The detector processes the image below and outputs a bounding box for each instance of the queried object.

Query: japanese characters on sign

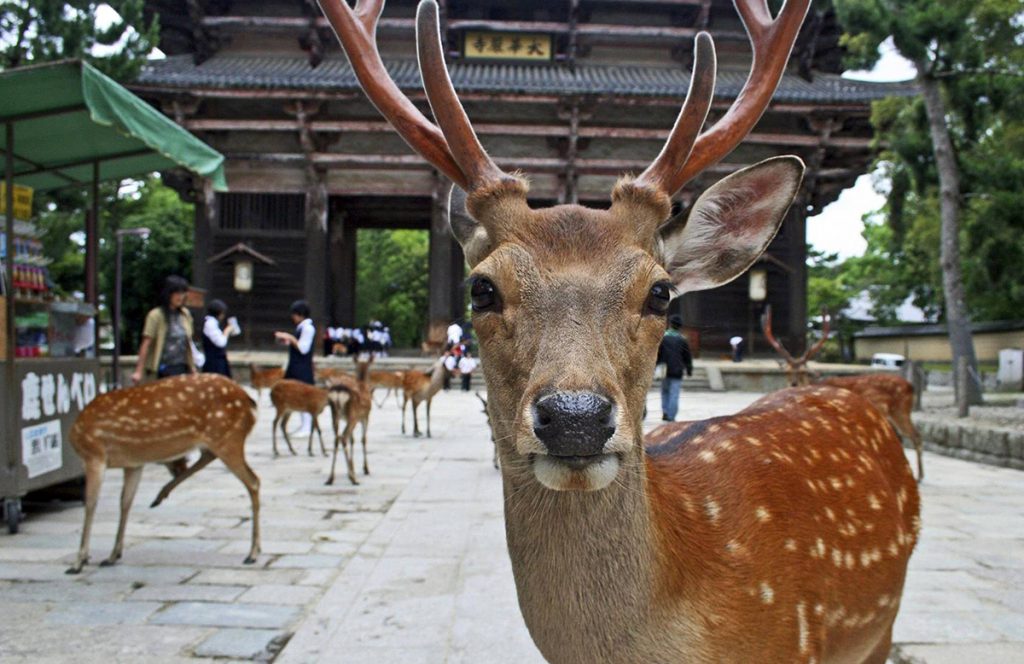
[463,31,552,61]
[22,420,62,478]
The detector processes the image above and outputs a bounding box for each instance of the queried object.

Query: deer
[763,305,925,481]
[325,360,375,485]
[269,379,330,457]
[369,368,405,407]
[249,364,284,403]
[319,0,920,661]
[400,355,447,437]
[66,373,260,574]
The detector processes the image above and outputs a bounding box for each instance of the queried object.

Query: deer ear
[449,185,493,267]
[660,156,804,295]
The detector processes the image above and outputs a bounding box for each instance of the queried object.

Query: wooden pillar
[304,166,328,330]
[192,178,217,292]
[428,177,463,344]
[329,206,357,327]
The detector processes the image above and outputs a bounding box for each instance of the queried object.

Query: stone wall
[913,414,1024,471]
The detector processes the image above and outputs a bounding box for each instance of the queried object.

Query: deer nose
[532,391,616,457]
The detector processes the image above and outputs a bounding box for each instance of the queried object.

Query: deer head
[319,0,809,491]
[761,303,831,386]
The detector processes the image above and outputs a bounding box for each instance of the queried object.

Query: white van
[870,353,906,369]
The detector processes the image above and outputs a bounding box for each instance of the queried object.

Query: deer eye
[470,277,500,312]
[645,282,673,316]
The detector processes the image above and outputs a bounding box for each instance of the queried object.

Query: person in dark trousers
[201,299,238,378]
[274,300,316,433]
[657,314,693,422]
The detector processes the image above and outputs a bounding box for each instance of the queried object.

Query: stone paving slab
[0,386,1021,662]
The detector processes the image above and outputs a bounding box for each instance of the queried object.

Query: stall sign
[463,31,552,61]
[20,370,97,422]
[0,183,34,221]
[22,419,62,478]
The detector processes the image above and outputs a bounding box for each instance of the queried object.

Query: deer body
[269,379,329,456]
[326,362,374,485]
[400,358,446,437]
[369,369,405,407]
[67,373,260,573]
[318,0,918,660]
[249,364,284,402]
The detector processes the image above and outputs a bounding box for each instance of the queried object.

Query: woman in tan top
[131,275,197,384]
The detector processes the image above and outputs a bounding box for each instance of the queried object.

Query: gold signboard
[464,31,552,61]
[0,183,34,221]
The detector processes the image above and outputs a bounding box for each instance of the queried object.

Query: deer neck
[500,444,668,662]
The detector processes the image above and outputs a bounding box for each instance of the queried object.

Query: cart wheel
[4,498,20,534]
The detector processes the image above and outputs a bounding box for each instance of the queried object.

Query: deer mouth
[532,452,622,492]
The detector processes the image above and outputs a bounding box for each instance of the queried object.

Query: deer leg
[280,412,297,455]
[426,398,432,438]
[412,401,421,437]
[67,459,105,574]
[361,419,369,475]
[101,465,143,567]
[345,427,359,485]
[272,413,282,456]
[307,413,317,456]
[863,626,894,664]
[151,450,217,508]
[326,430,341,486]
[315,416,327,457]
[401,396,408,434]
[215,445,261,564]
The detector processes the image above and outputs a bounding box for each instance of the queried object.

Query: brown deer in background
[368,368,405,407]
[269,379,329,457]
[67,374,260,573]
[326,360,374,485]
[762,305,925,481]
[320,0,919,661]
[400,356,447,437]
[249,364,284,403]
[761,303,831,386]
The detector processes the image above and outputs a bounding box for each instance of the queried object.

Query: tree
[355,229,430,347]
[0,0,158,79]
[834,0,1024,406]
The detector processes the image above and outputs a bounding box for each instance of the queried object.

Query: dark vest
[285,321,315,384]
[201,317,231,378]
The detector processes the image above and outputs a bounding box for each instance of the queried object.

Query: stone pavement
[0,386,1021,663]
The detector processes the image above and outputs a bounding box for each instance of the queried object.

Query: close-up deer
[319,0,920,661]
[67,373,261,574]
[763,305,925,481]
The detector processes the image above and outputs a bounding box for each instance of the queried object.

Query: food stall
[0,60,227,532]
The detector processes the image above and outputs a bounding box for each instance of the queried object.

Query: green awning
[0,60,226,192]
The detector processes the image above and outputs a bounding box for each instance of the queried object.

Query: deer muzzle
[530,390,622,491]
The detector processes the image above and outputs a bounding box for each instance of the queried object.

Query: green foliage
[355,229,430,347]
[0,0,158,79]
[36,177,194,352]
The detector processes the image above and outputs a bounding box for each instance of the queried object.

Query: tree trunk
[915,64,983,406]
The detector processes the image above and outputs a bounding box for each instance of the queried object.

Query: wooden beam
[184,118,872,150]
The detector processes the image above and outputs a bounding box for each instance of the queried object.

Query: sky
[805,40,917,260]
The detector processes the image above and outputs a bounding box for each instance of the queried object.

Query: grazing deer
[67,374,260,574]
[475,392,498,469]
[249,364,284,403]
[326,361,374,485]
[369,369,405,407]
[400,356,447,437]
[320,0,919,661]
[762,306,925,481]
[269,379,329,457]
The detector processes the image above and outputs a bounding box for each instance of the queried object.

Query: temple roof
[137,55,916,104]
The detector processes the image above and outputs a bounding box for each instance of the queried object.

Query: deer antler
[317,0,505,190]
[638,0,811,197]
[761,304,796,364]
[802,307,830,362]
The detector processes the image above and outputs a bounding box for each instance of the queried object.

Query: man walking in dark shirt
[657,314,693,422]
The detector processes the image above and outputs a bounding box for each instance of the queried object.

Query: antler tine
[666,0,812,193]
[317,0,468,188]
[633,32,716,194]
[416,0,506,190]
[761,304,796,364]
[802,307,830,362]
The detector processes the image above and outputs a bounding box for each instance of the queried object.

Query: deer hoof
[243,556,257,565]
[324,478,334,486]
[65,563,85,575]
[99,557,119,567]
[348,477,360,486]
